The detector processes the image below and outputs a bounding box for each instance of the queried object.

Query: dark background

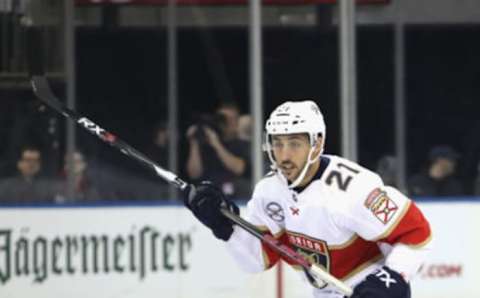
[1,24,479,192]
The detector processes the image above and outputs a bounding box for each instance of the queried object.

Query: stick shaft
[31,76,187,190]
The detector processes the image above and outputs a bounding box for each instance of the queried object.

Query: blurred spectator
[186,102,251,198]
[53,150,101,203]
[0,145,54,204]
[408,145,464,197]
[376,155,398,187]
[144,121,170,199]
[238,114,272,175]
[145,121,169,168]
[238,114,252,142]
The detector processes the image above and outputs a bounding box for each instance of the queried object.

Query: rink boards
[0,200,476,298]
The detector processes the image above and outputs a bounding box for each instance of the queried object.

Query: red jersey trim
[260,229,287,269]
[288,248,384,281]
[373,200,411,241]
[261,229,384,279]
[328,235,383,279]
[341,254,384,281]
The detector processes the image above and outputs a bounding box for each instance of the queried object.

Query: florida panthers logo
[286,231,330,288]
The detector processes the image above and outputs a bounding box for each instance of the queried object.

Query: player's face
[271,134,311,182]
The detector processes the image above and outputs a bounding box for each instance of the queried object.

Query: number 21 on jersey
[325,162,360,191]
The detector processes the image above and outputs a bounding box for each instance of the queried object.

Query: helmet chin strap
[287,146,321,189]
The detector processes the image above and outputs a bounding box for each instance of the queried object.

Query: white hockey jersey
[226,155,431,297]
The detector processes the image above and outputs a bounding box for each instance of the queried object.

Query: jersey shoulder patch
[364,187,399,225]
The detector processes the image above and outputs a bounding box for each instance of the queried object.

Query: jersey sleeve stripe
[340,254,384,281]
[328,234,359,250]
[255,225,270,232]
[407,233,433,249]
[262,249,276,269]
[260,230,287,269]
[329,235,383,278]
[377,201,432,246]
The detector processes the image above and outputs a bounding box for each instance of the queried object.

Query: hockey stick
[30,75,352,296]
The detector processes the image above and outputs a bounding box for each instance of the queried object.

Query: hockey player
[184,100,431,298]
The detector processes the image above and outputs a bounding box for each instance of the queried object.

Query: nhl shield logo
[265,202,285,222]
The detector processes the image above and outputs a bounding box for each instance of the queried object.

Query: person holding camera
[186,102,251,199]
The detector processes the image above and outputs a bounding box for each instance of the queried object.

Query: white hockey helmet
[265,100,326,188]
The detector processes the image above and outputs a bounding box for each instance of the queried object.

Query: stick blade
[31,75,66,115]
[31,75,57,102]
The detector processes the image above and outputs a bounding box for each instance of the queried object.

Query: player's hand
[348,266,410,298]
[184,181,239,241]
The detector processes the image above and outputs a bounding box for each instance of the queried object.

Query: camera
[193,113,226,144]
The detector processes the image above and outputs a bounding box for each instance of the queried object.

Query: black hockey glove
[184,181,239,241]
[348,266,410,298]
